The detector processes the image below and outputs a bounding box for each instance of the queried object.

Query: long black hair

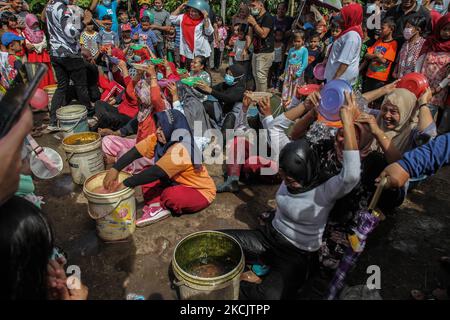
[0,196,54,300]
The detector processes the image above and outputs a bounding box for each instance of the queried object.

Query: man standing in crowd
[149,0,171,58]
[384,0,432,42]
[245,0,275,92]
[46,0,93,130]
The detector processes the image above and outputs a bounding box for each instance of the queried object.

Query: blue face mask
[133,55,142,62]
[434,4,445,13]
[157,72,164,80]
[102,0,111,6]
[224,74,235,85]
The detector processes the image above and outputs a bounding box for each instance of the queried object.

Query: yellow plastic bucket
[62,132,105,185]
[83,171,136,241]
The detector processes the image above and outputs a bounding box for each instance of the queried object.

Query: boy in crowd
[97,15,119,49]
[131,15,158,55]
[305,33,322,84]
[364,18,398,94]
[1,31,24,80]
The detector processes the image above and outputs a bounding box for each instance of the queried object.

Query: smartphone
[0,63,48,138]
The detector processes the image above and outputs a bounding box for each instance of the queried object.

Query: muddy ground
[32,70,450,300]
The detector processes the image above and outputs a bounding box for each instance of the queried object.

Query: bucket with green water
[172,231,244,300]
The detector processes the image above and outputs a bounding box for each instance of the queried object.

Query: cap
[1,32,24,46]
[121,24,131,32]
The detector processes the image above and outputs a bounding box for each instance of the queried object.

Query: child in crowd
[120,24,133,51]
[394,16,427,79]
[129,12,139,33]
[270,30,285,93]
[98,15,120,49]
[281,31,309,107]
[138,0,151,19]
[132,15,158,55]
[166,26,176,62]
[1,32,24,80]
[23,13,54,88]
[6,15,25,59]
[226,24,240,66]
[213,16,227,71]
[80,21,100,60]
[232,24,251,81]
[364,18,398,94]
[305,33,322,84]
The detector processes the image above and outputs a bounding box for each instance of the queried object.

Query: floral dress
[281,46,308,101]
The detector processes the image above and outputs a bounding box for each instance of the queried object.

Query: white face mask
[403,27,415,40]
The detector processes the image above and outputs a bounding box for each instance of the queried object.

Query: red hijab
[182,12,203,53]
[420,13,450,55]
[336,3,363,40]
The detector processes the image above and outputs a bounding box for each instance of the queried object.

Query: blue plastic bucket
[319,80,353,121]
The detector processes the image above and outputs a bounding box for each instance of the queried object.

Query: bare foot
[240,271,262,284]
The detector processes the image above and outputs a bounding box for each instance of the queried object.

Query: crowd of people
[0,0,449,300]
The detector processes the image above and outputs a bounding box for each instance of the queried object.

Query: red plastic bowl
[297,84,321,97]
[396,72,429,98]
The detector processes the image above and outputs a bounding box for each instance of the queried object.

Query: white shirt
[272,150,361,252]
[324,31,361,86]
[169,14,214,59]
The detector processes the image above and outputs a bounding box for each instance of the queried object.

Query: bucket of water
[172,230,244,300]
[83,171,136,241]
[62,132,105,185]
[56,105,89,138]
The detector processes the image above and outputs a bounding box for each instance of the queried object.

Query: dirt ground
[32,69,450,300]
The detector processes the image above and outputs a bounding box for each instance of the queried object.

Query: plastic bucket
[62,132,105,185]
[396,72,429,98]
[319,79,352,121]
[56,105,89,138]
[172,231,244,300]
[313,62,326,80]
[44,84,57,110]
[83,171,136,241]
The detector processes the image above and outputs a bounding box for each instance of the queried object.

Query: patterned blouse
[396,37,426,78]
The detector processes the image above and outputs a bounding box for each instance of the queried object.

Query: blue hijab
[153,109,202,169]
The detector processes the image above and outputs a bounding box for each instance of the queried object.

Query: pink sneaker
[136,204,171,227]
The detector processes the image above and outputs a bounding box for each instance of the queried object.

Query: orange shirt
[366,39,398,82]
[135,134,216,203]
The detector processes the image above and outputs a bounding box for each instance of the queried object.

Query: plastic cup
[318,79,352,121]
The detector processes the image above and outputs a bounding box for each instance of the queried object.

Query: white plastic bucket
[56,105,89,138]
[83,171,136,241]
[62,132,105,185]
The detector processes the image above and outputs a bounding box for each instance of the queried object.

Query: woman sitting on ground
[103,109,216,227]
[195,63,247,130]
[220,93,361,300]
[100,64,169,173]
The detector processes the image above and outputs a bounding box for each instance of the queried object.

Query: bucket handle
[59,115,84,133]
[87,196,124,220]
[173,279,185,287]
[66,152,75,163]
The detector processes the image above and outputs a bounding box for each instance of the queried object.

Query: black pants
[94,101,132,131]
[222,224,319,300]
[214,48,223,69]
[50,56,91,125]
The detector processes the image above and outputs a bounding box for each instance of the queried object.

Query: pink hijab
[23,14,44,44]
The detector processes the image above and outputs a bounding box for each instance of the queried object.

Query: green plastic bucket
[172,231,244,300]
